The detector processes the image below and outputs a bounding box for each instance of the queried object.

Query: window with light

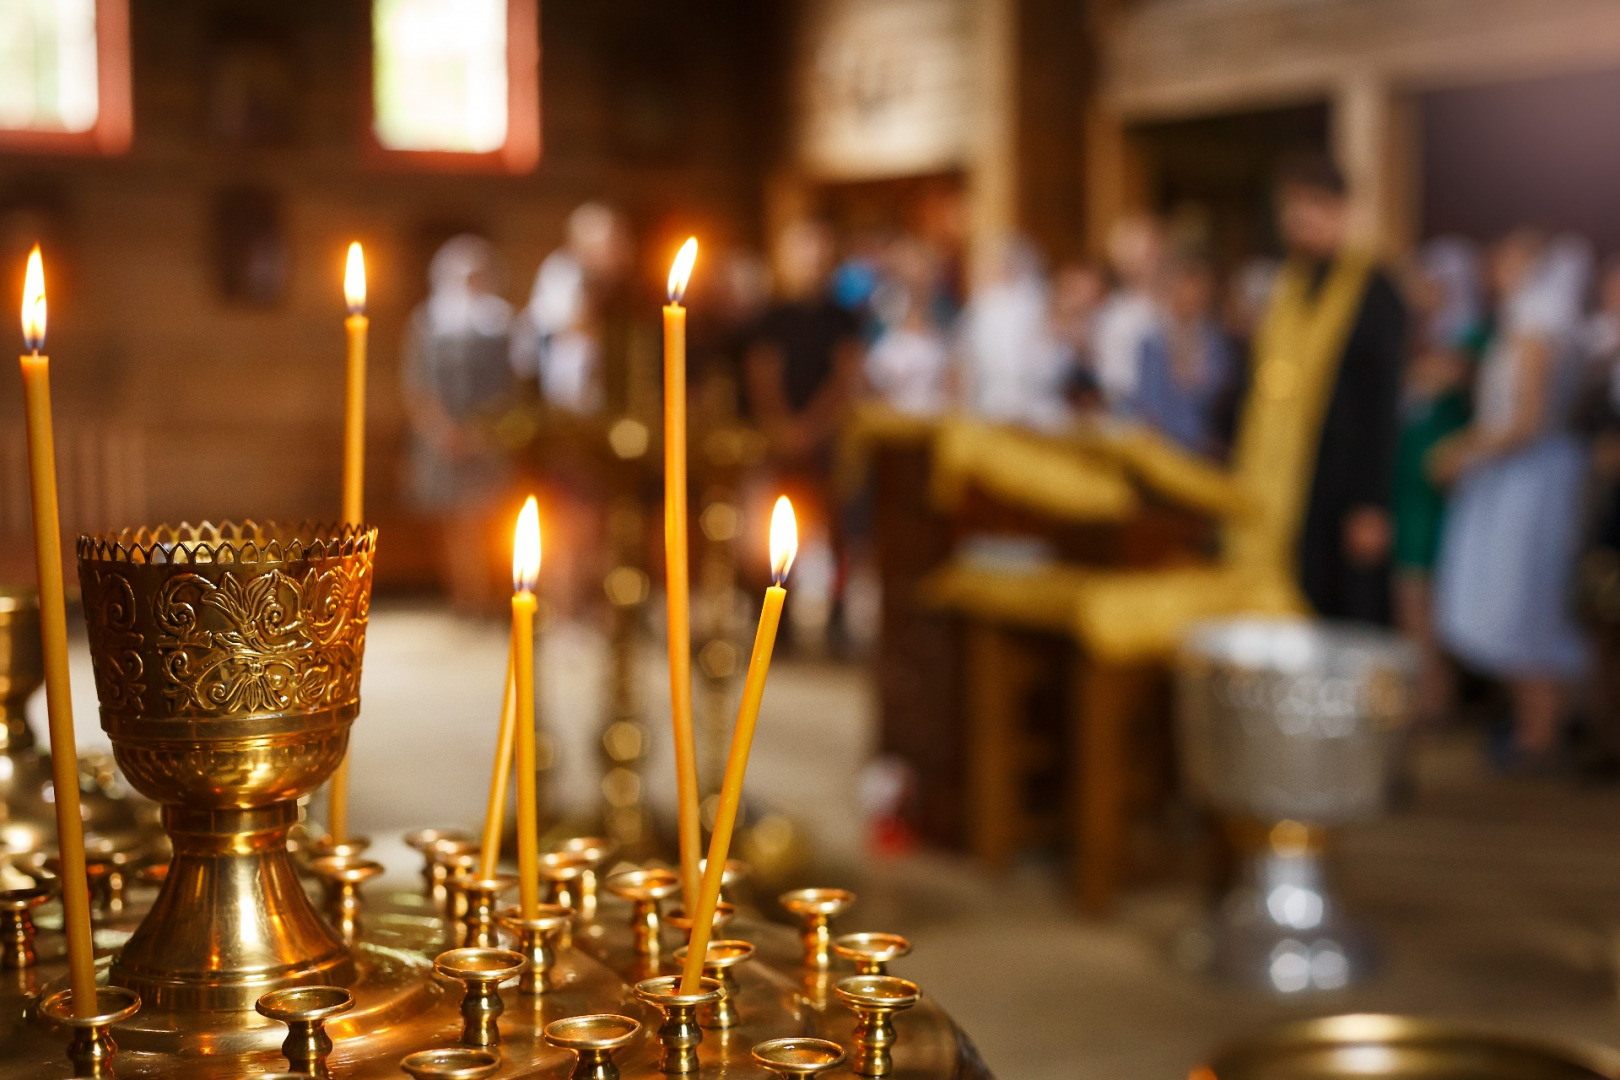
[0,0,101,133]
[373,0,509,154]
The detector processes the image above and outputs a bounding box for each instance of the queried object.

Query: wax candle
[17,246,98,1014]
[328,241,368,843]
[478,647,516,879]
[680,496,797,994]
[512,497,542,917]
[663,238,702,913]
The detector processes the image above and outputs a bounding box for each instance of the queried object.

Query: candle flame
[513,495,541,593]
[344,242,366,314]
[769,496,797,584]
[666,237,698,304]
[21,245,45,352]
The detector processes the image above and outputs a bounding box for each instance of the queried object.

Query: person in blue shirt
[1126,255,1235,458]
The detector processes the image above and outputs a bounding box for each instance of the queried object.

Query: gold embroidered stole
[1224,252,1374,571]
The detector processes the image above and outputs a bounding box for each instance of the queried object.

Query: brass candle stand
[664,900,735,943]
[400,1047,502,1080]
[632,975,723,1074]
[605,868,680,956]
[404,828,477,899]
[752,1037,848,1079]
[433,947,526,1047]
[309,855,384,944]
[0,878,53,968]
[540,850,589,913]
[779,888,855,970]
[545,1014,642,1080]
[459,876,516,949]
[255,985,355,1078]
[39,986,142,1080]
[552,837,615,921]
[496,903,573,993]
[833,932,911,976]
[76,521,376,1011]
[835,975,920,1078]
[672,939,753,1029]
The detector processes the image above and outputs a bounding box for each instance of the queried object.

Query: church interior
[8,2,1620,1079]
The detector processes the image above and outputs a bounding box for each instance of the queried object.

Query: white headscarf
[426,234,513,338]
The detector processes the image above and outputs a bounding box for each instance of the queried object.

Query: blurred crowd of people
[398,169,1620,776]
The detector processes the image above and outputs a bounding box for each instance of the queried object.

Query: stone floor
[46,601,1620,1079]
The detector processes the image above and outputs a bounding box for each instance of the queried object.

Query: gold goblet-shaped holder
[544,1013,641,1080]
[434,947,525,1047]
[605,868,680,956]
[1,878,54,968]
[40,986,143,1080]
[459,876,516,949]
[76,521,375,1012]
[633,975,724,1075]
[672,939,753,1029]
[779,888,855,970]
[835,975,919,1078]
[399,1047,503,1080]
[552,836,616,921]
[403,828,477,900]
[309,855,384,945]
[833,932,911,976]
[496,903,573,994]
[752,1037,848,1079]
[255,985,355,1079]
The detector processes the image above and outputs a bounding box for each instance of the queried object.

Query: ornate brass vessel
[76,521,376,1010]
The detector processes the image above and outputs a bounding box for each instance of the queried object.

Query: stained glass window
[373,0,508,154]
[0,0,100,134]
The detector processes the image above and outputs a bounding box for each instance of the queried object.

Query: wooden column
[967,0,1020,286]
[1332,71,1420,256]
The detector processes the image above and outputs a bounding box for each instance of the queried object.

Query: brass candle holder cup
[496,903,573,993]
[0,878,53,968]
[698,858,748,903]
[76,521,376,1010]
[434,947,525,1047]
[779,888,856,970]
[399,1047,502,1080]
[40,986,142,1080]
[672,939,754,1028]
[544,1013,641,1080]
[751,1037,848,1079]
[459,876,516,949]
[833,932,912,976]
[835,975,919,1078]
[309,855,384,944]
[664,900,736,941]
[633,975,724,1074]
[404,828,477,899]
[605,868,680,956]
[552,836,615,921]
[308,834,371,863]
[256,985,355,1079]
[443,852,482,939]
[539,849,589,913]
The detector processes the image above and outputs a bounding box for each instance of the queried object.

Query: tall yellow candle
[479,647,516,879]
[512,497,542,918]
[328,241,368,842]
[17,246,98,1015]
[680,496,797,994]
[663,238,702,913]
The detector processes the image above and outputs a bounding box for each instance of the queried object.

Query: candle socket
[779,888,856,970]
[404,828,477,900]
[443,852,482,941]
[459,876,516,949]
[40,986,142,1080]
[673,939,753,1029]
[633,975,723,1074]
[835,975,919,1078]
[544,1013,641,1080]
[496,903,572,993]
[553,837,616,921]
[664,900,736,944]
[605,868,680,956]
[751,1037,848,1079]
[399,1047,502,1080]
[0,881,52,968]
[833,932,912,976]
[309,855,384,944]
[539,850,589,917]
[433,947,525,1047]
[309,834,371,863]
[255,985,355,1080]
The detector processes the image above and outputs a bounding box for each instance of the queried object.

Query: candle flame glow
[344,242,366,314]
[512,495,541,593]
[769,496,797,584]
[21,245,45,352]
[667,237,698,304]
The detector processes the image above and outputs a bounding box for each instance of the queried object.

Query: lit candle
[328,241,368,843]
[512,497,542,918]
[663,237,702,913]
[679,496,796,994]
[478,646,516,879]
[17,246,98,1015]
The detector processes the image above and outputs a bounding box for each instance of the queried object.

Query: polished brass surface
[779,889,855,971]
[40,986,142,1079]
[605,869,680,957]
[0,880,53,967]
[497,903,573,994]
[671,939,753,1029]
[310,856,384,944]
[256,985,355,1079]
[399,1047,502,1080]
[459,876,516,949]
[76,521,376,1010]
[1201,1013,1620,1079]
[751,1037,848,1079]
[832,933,911,976]
[552,837,615,921]
[545,1013,642,1080]
[433,946,525,1047]
[632,976,722,1074]
[835,975,919,1079]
